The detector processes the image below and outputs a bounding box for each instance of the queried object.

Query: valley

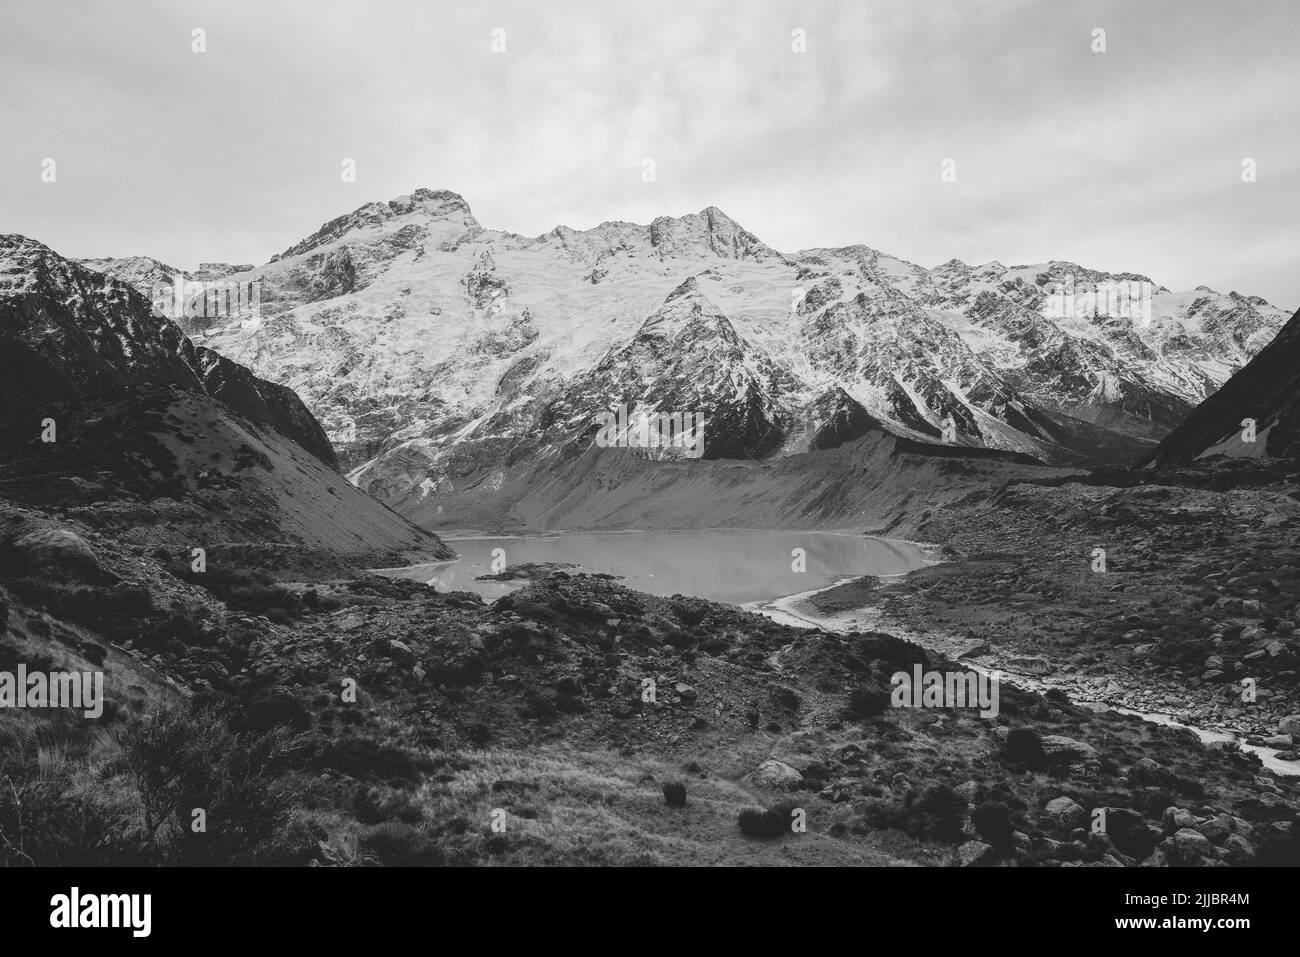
[2,205,1299,869]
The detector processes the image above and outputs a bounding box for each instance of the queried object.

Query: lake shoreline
[372,528,930,607]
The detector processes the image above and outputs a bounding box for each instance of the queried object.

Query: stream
[748,580,1300,777]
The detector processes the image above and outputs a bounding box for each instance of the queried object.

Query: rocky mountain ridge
[79,189,1292,528]
[0,234,449,562]
[1144,305,1300,465]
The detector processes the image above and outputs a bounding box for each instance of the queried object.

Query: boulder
[1222,834,1254,865]
[1041,735,1097,763]
[5,525,103,580]
[1199,816,1232,844]
[749,759,803,790]
[1129,757,1167,786]
[1102,808,1157,860]
[1163,806,1197,833]
[1173,828,1212,862]
[1008,655,1052,675]
[956,840,1000,867]
[954,780,981,803]
[1045,796,1087,828]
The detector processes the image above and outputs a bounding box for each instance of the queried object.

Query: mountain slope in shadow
[0,234,449,563]
[1143,306,1300,466]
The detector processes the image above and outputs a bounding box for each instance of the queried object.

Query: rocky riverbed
[814,459,1300,758]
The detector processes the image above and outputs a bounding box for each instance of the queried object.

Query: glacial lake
[375,529,931,605]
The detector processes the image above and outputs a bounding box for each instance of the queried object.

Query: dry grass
[413,746,904,866]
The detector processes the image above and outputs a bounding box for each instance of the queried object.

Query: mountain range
[57,188,1297,529]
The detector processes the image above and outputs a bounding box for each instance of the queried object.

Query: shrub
[860,785,969,844]
[520,691,558,724]
[357,822,444,866]
[905,784,969,843]
[139,613,204,650]
[121,703,305,865]
[236,693,313,734]
[174,564,303,619]
[59,584,154,631]
[738,807,788,839]
[80,642,107,666]
[225,584,302,618]
[351,786,425,825]
[663,781,687,808]
[0,778,146,867]
[1004,728,1049,771]
[848,685,890,719]
[314,737,424,784]
[971,802,1015,851]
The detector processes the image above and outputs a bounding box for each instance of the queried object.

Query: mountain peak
[272,187,479,262]
[0,233,56,262]
[666,274,703,301]
[648,207,776,261]
[2,235,108,299]
[388,187,474,218]
[635,272,740,344]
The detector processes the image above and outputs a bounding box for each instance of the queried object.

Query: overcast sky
[1,0,1296,305]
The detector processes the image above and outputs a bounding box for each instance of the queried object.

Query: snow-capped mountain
[0,234,448,559]
[78,188,1292,520]
[1144,304,1300,465]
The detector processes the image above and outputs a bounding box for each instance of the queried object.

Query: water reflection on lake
[376,530,929,605]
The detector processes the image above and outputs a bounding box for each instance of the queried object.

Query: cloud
[0,0,1294,305]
